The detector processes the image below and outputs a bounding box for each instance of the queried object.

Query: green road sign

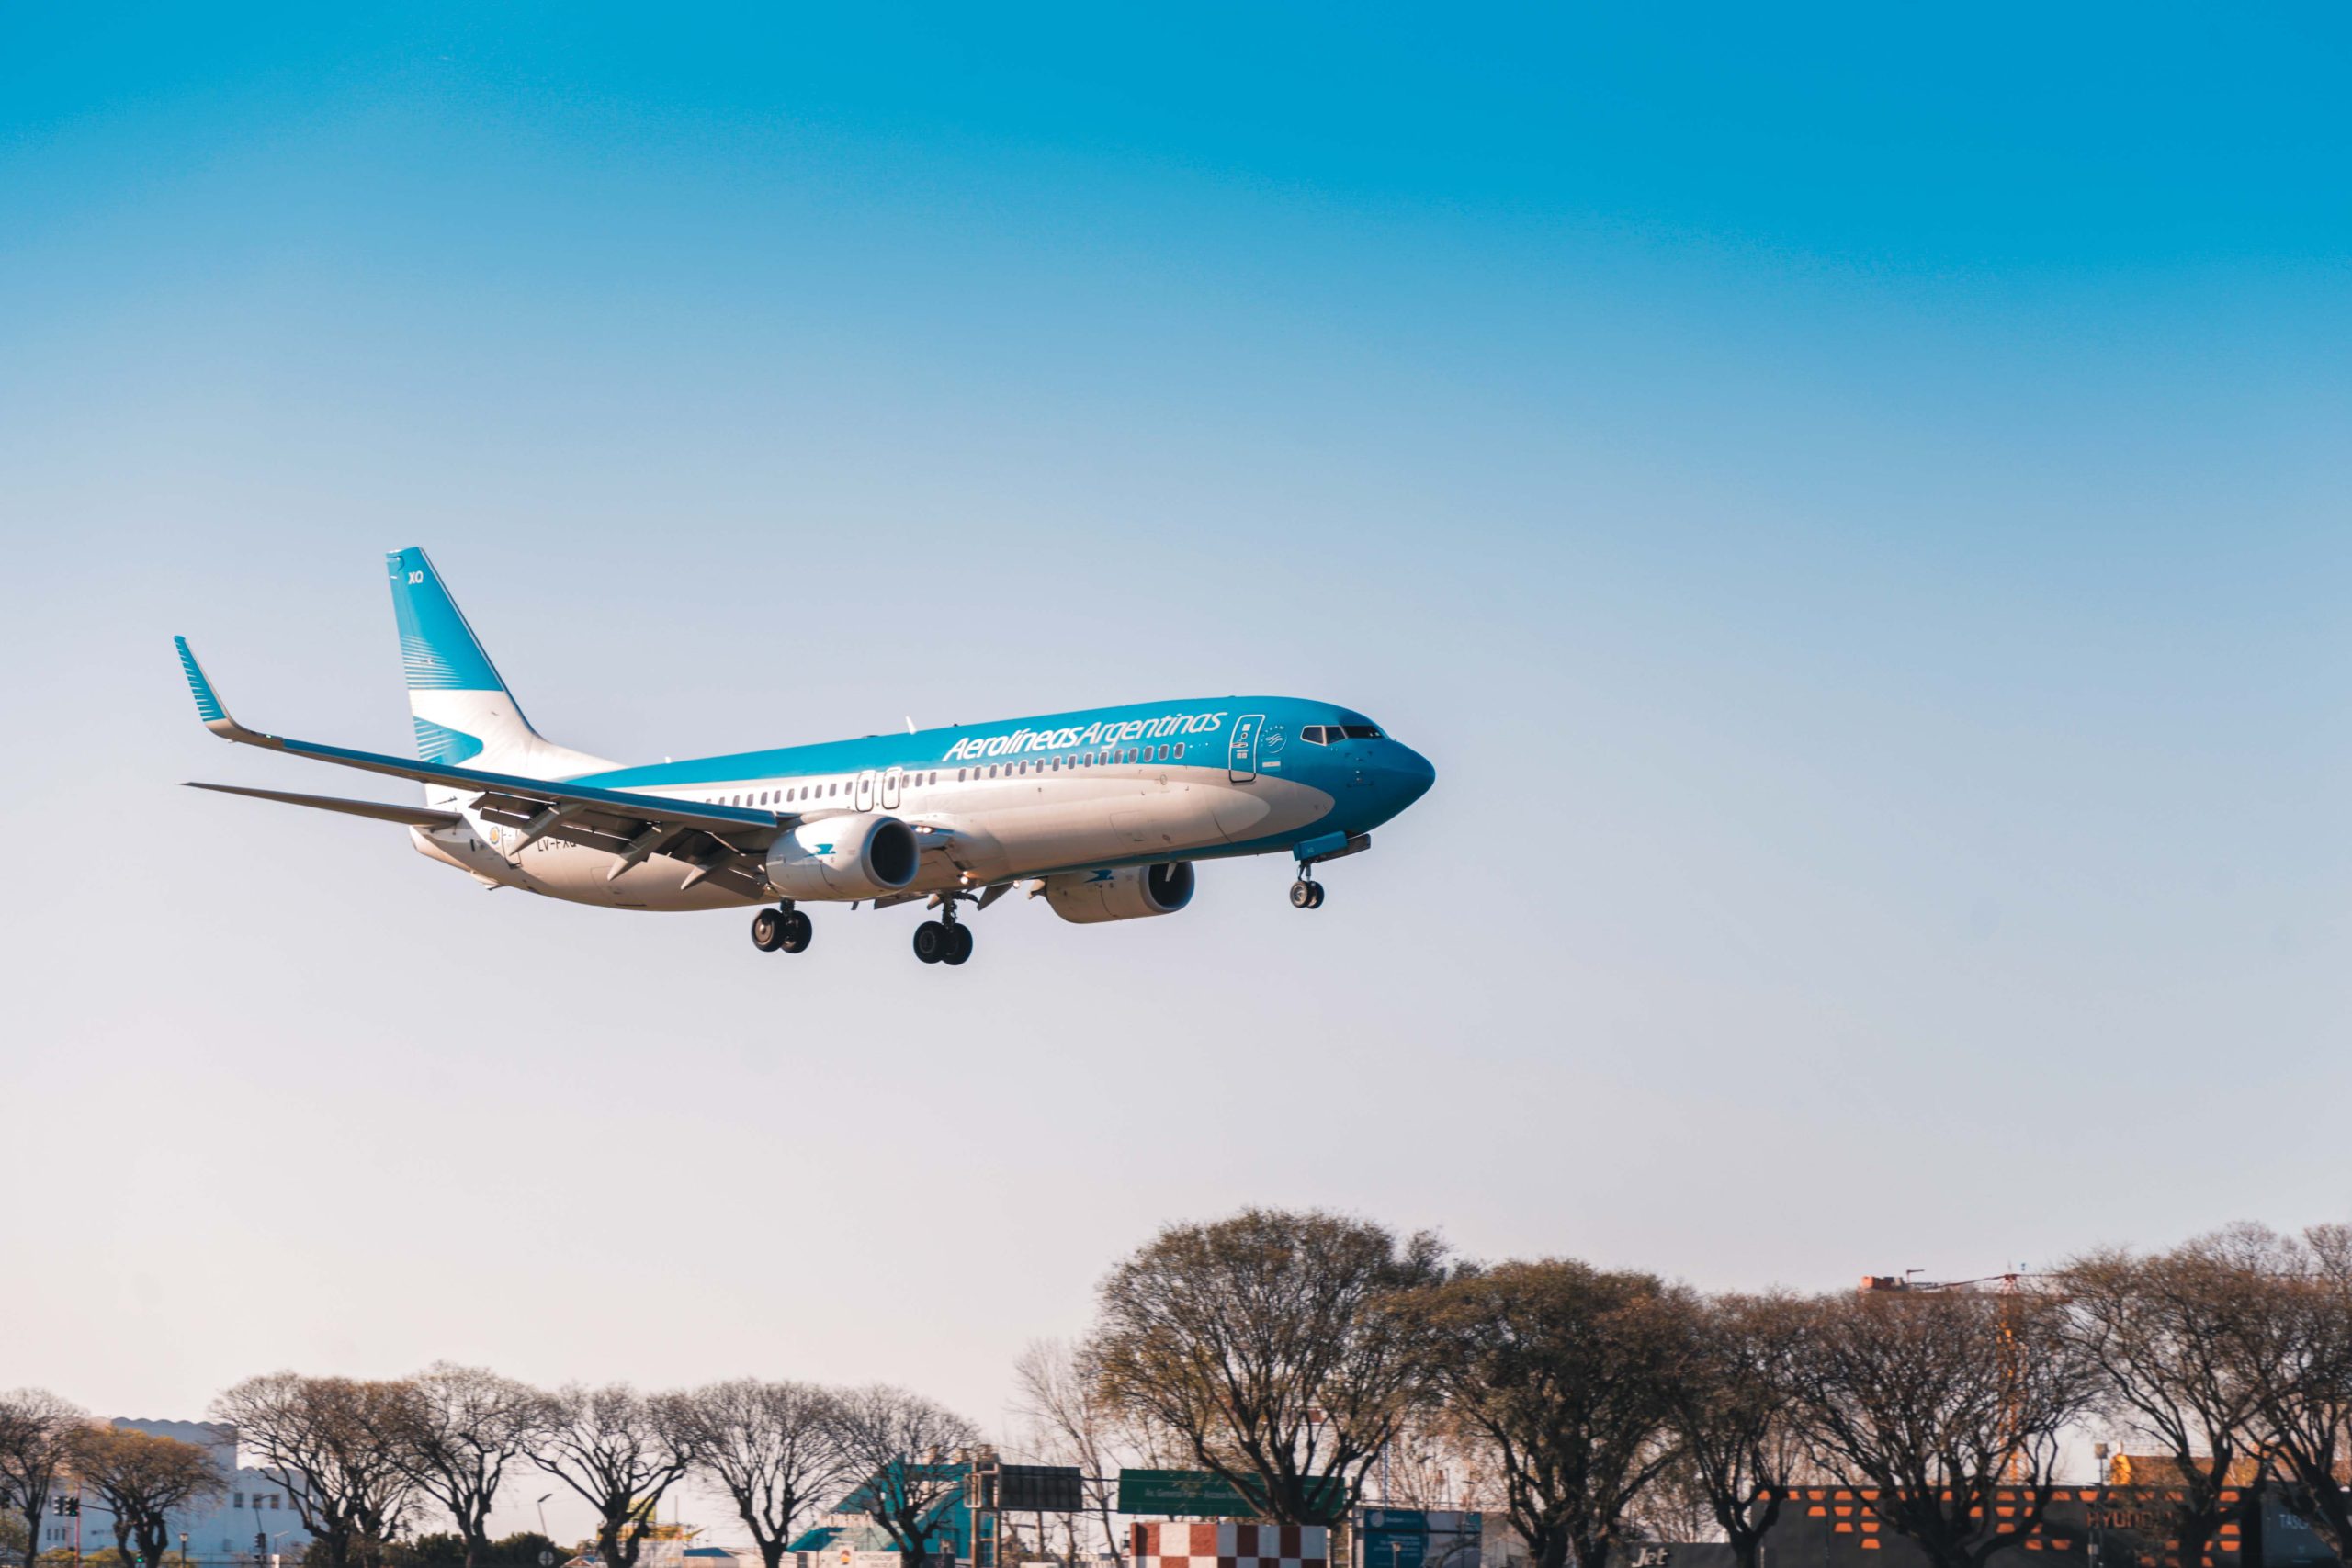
[1115,1470,1345,1518]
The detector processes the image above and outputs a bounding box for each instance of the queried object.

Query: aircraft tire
[944,923,975,965]
[751,909,786,952]
[780,910,813,953]
[913,920,947,964]
[1307,880,1326,908]
[1289,879,1316,909]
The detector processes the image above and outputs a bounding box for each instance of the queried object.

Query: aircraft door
[1228,714,1265,783]
[854,770,877,812]
[881,768,902,810]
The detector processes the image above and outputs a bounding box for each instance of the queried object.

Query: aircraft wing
[184,782,467,828]
[175,637,786,893]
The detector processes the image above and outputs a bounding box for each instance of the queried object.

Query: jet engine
[763,814,920,900]
[1044,862,1195,924]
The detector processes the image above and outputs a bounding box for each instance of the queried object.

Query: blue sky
[4,0,2348,1524]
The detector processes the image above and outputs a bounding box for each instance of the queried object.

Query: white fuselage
[408,755,1333,910]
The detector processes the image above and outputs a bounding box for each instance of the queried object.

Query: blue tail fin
[386,548,612,782]
[389,547,513,701]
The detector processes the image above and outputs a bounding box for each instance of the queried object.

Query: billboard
[1357,1510,1484,1568]
[1116,1472,1347,1519]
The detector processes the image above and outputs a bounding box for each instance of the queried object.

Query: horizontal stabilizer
[184,783,463,829]
[172,636,787,897]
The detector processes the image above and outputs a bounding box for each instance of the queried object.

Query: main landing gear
[1289,871,1327,909]
[751,903,813,954]
[913,904,975,966]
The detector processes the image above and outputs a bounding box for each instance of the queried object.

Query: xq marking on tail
[175,547,1436,967]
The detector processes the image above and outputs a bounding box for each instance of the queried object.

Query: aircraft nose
[1388,742,1435,807]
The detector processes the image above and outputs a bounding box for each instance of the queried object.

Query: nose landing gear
[751,903,814,953]
[1289,831,1369,908]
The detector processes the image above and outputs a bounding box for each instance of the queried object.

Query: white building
[35,1419,313,1565]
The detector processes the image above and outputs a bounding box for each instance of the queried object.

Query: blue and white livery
[176,548,1436,965]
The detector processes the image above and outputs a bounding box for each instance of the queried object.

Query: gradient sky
[5,1,2349,1542]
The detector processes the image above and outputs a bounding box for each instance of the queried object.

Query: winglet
[174,636,267,743]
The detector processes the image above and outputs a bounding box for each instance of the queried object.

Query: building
[1602,1483,2341,1568]
[35,1418,314,1565]
[789,1461,996,1568]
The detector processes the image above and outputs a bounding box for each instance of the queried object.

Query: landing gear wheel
[779,910,812,953]
[751,908,786,951]
[1290,878,1324,909]
[913,920,948,964]
[1307,880,1325,908]
[944,922,975,965]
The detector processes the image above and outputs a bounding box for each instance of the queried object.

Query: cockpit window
[1340,724,1384,739]
[1302,726,1330,745]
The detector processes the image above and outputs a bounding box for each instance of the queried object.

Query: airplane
[175,547,1436,966]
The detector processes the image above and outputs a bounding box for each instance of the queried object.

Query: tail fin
[387,547,614,784]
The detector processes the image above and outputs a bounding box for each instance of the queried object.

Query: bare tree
[2208,1224,2352,1562]
[1012,1341,1144,1566]
[529,1385,694,1568]
[2058,1240,2270,1568]
[214,1375,417,1568]
[673,1382,849,1568]
[1412,1259,1692,1568]
[1619,1451,1719,1545]
[1083,1208,1446,1527]
[0,1391,86,1567]
[825,1385,979,1568]
[379,1367,539,1568]
[1665,1293,1811,1568]
[71,1427,228,1568]
[1782,1289,2098,1568]
[1362,1407,1508,1515]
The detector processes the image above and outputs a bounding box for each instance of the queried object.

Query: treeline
[0,1377,976,1568]
[8,1214,2352,1568]
[1064,1213,2352,1568]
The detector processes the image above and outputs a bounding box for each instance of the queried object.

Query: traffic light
[257,1534,270,1556]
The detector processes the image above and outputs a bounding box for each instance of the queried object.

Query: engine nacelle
[1044,862,1195,924]
[763,814,920,900]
